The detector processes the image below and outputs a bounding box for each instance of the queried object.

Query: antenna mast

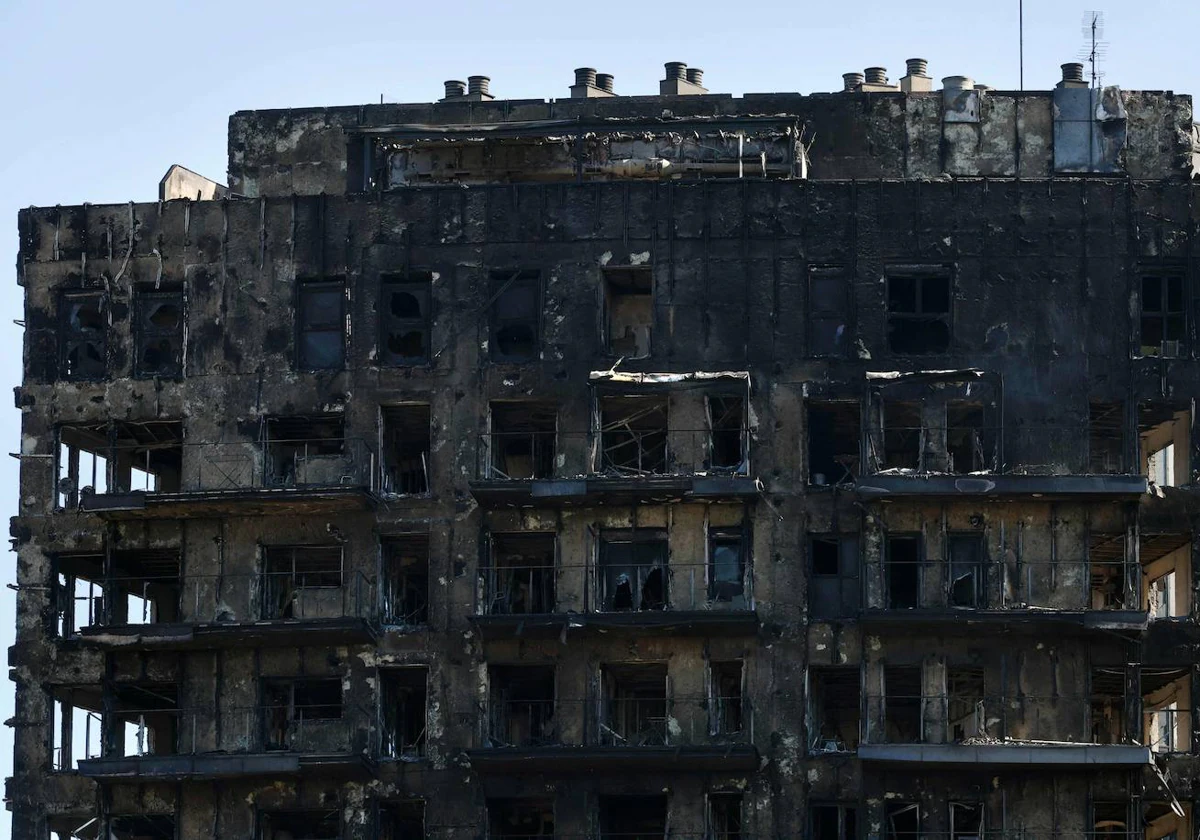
[1080,11,1108,89]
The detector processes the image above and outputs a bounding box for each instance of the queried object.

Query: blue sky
[0,0,1197,833]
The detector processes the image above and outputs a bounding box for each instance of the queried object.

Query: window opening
[261,545,343,620]
[490,270,540,362]
[808,266,850,357]
[887,270,951,354]
[708,529,746,607]
[810,535,861,620]
[808,667,860,752]
[707,395,747,473]
[488,401,556,480]
[882,402,922,471]
[1089,533,1129,610]
[265,415,346,488]
[811,804,858,840]
[708,792,743,840]
[488,665,556,748]
[949,802,984,840]
[1139,402,1190,488]
[886,536,922,609]
[134,285,184,378]
[57,421,183,505]
[947,667,987,740]
[601,664,668,746]
[807,401,860,485]
[598,530,668,612]
[381,405,431,494]
[60,291,106,380]
[381,271,432,365]
[885,803,920,840]
[946,402,994,473]
[381,668,427,758]
[382,535,428,625]
[487,533,555,615]
[1089,667,1126,744]
[1090,402,1126,473]
[259,810,341,840]
[107,682,180,759]
[710,661,743,735]
[604,267,653,358]
[598,795,667,840]
[1142,667,1191,754]
[488,799,555,840]
[1140,273,1185,357]
[109,815,177,840]
[599,396,668,475]
[380,801,425,840]
[261,679,343,751]
[1141,533,1191,619]
[297,279,346,369]
[948,534,986,608]
[1091,802,1129,840]
[52,687,103,771]
[884,665,923,743]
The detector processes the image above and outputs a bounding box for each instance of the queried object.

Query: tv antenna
[1078,10,1108,89]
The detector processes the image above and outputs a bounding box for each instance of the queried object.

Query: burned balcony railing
[479,696,753,749]
[481,563,557,615]
[869,422,1000,475]
[186,437,376,492]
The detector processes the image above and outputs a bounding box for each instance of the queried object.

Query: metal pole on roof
[1019,0,1025,90]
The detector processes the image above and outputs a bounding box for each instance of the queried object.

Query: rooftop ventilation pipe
[864,67,888,85]
[442,80,466,100]
[843,72,865,92]
[661,61,708,95]
[596,73,614,93]
[571,67,615,98]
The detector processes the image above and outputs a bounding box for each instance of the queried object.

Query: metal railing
[862,694,1133,746]
[477,561,751,614]
[476,429,751,480]
[63,570,378,632]
[480,696,753,749]
[869,423,1000,475]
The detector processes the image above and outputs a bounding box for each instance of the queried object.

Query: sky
[0,0,1197,834]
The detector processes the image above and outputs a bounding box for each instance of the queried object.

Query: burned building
[8,56,1200,839]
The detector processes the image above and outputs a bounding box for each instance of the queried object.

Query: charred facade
[9,59,1200,840]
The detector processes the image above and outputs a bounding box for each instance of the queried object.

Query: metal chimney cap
[905,58,930,77]
[595,73,615,93]
[1061,62,1085,82]
[574,67,597,86]
[665,61,688,80]
[864,67,888,85]
[843,72,865,92]
[686,67,704,85]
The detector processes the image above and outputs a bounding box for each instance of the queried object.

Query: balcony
[73,437,377,519]
[468,429,759,508]
[66,570,379,650]
[466,695,757,774]
[74,702,377,782]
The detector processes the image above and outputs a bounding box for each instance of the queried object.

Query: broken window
[884,665,923,743]
[488,799,555,839]
[108,815,178,840]
[946,402,995,473]
[59,290,106,380]
[487,401,556,480]
[884,803,921,840]
[486,533,555,615]
[1090,533,1130,610]
[808,667,860,752]
[56,421,183,505]
[948,534,986,608]
[259,810,340,840]
[710,661,744,735]
[808,266,851,357]
[598,530,668,612]
[1091,803,1129,840]
[261,678,343,752]
[297,278,346,370]
[1139,402,1190,488]
[106,682,180,759]
[264,415,347,488]
[886,535,922,609]
[1142,533,1191,619]
[601,664,668,746]
[1140,272,1186,357]
[811,804,858,840]
[380,271,432,365]
[598,396,668,475]
[708,528,747,607]
[1090,402,1126,473]
[54,551,181,634]
[134,284,184,378]
[379,801,425,840]
[809,535,861,620]
[949,802,984,840]
[604,267,653,358]
[381,668,427,758]
[490,270,540,362]
[1143,667,1191,754]
[808,401,860,485]
[381,404,431,494]
[382,535,428,625]
[1090,667,1126,744]
[707,395,747,473]
[947,667,987,740]
[488,665,556,748]
[261,545,343,620]
[598,795,667,840]
[51,687,103,770]
[708,792,743,840]
[882,402,922,471]
[886,269,951,354]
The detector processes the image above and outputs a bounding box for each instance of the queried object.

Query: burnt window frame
[602,266,654,359]
[1139,270,1187,357]
[133,283,185,379]
[708,527,748,606]
[379,270,433,366]
[885,266,953,356]
[296,277,347,371]
[810,802,859,840]
[59,289,107,381]
[489,269,542,363]
[808,265,851,358]
[809,534,861,620]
